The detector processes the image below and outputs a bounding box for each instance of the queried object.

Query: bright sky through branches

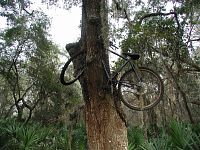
[48,7,81,48]
[31,1,81,49]
[0,1,82,49]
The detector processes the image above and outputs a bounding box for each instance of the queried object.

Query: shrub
[128,126,144,149]
[0,118,52,150]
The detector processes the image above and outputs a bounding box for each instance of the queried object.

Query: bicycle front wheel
[60,51,85,85]
[118,67,164,111]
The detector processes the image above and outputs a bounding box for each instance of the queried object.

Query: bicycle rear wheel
[60,51,85,85]
[118,67,164,111]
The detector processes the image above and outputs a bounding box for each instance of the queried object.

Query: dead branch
[139,11,181,29]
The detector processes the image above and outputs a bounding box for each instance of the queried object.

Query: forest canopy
[0,0,200,149]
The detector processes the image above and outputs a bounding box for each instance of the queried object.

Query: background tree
[119,0,200,129]
[0,0,81,125]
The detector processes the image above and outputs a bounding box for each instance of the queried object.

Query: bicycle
[60,42,164,111]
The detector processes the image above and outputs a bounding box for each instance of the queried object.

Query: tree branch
[180,58,200,72]
[139,11,181,29]
[22,8,34,15]
[190,100,200,106]
[190,38,200,42]
[112,0,132,26]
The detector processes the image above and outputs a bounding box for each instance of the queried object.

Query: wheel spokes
[118,68,163,110]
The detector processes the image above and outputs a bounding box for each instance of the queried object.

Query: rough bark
[82,0,128,149]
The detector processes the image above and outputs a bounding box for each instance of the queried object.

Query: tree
[0,1,81,125]
[120,0,200,126]
[76,0,128,149]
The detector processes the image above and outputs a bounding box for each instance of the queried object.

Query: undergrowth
[0,118,199,150]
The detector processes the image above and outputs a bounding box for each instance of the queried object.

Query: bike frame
[102,48,142,85]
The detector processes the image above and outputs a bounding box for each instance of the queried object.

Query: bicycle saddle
[122,52,140,60]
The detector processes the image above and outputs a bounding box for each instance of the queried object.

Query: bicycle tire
[60,51,85,85]
[118,67,164,111]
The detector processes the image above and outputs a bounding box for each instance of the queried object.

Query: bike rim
[60,51,85,85]
[118,68,163,111]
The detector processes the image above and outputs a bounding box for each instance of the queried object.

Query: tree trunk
[17,107,24,121]
[165,64,194,124]
[80,0,128,149]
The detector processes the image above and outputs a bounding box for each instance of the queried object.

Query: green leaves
[169,121,190,148]
[128,126,144,149]
[1,118,200,149]
[168,121,200,149]
[0,119,53,150]
[127,121,200,150]
[17,125,52,150]
[0,1,80,123]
